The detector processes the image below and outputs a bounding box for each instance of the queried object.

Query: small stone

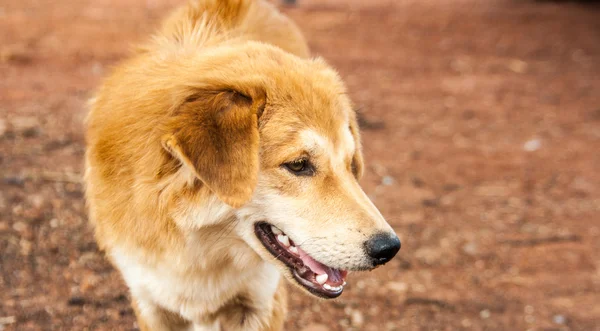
[450,58,471,74]
[339,319,350,328]
[91,62,103,75]
[10,116,40,136]
[0,316,16,325]
[382,176,394,186]
[523,138,541,152]
[371,163,387,177]
[440,194,456,206]
[553,315,566,325]
[356,280,366,289]
[444,96,457,109]
[508,59,528,73]
[351,310,364,327]
[368,306,380,315]
[411,283,426,293]
[571,177,594,194]
[106,308,120,320]
[77,252,99,265]
[80,273,102,293]
[344,306,353,316]
[50,218,59,228]
[475,185,510,197]
[12,221,27,232]
[480,309,491,319]
[0,118,6,137]
[524,305,534,314]
[415,247,442,265]
[386,281,408,293]
[462,242,478,256]
[28,194,44,209]
[19,239,32,256]
[525,315,535,324]
[401,210,424,223]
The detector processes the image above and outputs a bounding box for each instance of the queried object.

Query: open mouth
[254,222,348,299]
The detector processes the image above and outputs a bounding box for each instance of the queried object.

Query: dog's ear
[349,118,365,180]
[162,89,266,208]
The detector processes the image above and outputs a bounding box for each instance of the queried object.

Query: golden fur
[85,0,397,330]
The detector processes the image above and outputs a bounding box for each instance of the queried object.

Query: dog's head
[162,44,400,299]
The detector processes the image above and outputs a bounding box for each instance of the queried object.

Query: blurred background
[1,0,599,330]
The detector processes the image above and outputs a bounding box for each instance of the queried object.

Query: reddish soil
[1,0,599,330]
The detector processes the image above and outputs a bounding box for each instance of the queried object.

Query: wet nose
[364,232,401,266]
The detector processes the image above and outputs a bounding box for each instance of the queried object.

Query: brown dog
[85,0,400,329]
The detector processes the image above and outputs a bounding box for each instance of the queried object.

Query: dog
[84,0,401,329]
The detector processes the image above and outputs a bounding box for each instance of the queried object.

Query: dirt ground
[1,0,599,330]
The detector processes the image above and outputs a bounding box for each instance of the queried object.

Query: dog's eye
[283,159,314,176]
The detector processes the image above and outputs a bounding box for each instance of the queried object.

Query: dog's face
[162,51,400,299]
[240,93,400,298]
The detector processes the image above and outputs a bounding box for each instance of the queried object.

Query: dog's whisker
[208,217,239,246]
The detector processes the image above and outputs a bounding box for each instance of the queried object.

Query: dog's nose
[364,232,401,266]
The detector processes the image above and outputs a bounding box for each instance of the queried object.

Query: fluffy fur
[85,0,397,330]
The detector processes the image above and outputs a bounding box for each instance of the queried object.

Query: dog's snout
[364,232,401,266]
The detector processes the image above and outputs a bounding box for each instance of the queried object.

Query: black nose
[364,232,401,266]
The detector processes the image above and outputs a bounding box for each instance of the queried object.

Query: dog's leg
[267,282,288,331]
[192,320,220,331]
[215,280,288,331]
[132,298,191,331]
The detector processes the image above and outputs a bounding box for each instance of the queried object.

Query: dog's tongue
[297,247,345,285]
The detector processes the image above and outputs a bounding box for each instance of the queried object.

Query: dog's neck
[109,222,281,321]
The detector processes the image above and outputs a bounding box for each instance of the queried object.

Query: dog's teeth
[277,234,290,247]
[315,274,328,285]
[289,246,299,255]
[323,284,333,290]
[343,281,347,286]
[271,226,282,235]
